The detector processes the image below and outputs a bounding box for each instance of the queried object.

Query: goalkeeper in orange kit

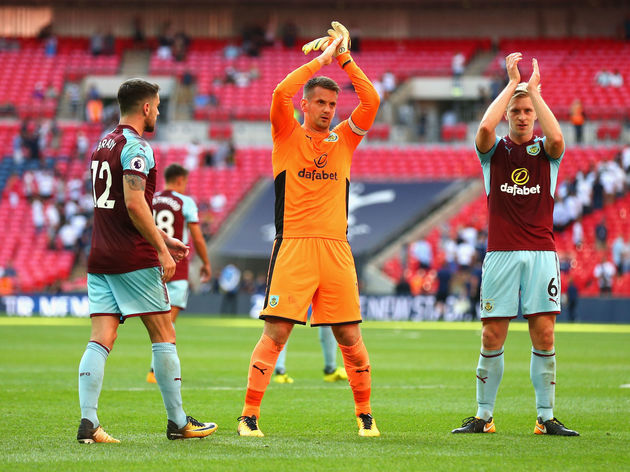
[236,21,381,438]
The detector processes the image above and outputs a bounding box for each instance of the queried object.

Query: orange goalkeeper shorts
[260,237,361,326]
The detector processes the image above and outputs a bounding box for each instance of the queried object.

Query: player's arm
[338,51,380,135]
[188,222,212,283]
[270,37,341,138]
[476,52,521,153]
[527,58,564,159]
[123,174,176,282]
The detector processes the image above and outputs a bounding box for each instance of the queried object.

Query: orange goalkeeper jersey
[270,52,380,240]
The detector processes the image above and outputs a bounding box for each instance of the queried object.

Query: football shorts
[166,279,189,310]
[88,266,170,322]
[480,250,561,319]
[260,237,361,326]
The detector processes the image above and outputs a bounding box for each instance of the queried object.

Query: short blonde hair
[508,82,541,108]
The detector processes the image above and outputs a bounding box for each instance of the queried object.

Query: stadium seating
[150,38,490,121]
[485,38,630,120]
[0,37,121,120]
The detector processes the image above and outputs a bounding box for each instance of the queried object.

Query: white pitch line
[620,384,630,389]
[110,384,446,392]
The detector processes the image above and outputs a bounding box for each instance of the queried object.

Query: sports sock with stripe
[152,342,187,428]
[530,347,556,422]
[78,341,109,427]
[242,333,285,418]
[274,343,288,375]
[319,326,338,373]
[475,347,504,421]
[339,336,371,416]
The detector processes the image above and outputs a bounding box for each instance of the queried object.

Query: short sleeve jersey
[152,189,199,281]
[272,120,363,240]
[87,125,160,274]
[477,135,563,252]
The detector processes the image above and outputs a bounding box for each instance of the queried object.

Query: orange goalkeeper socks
[339,336,372,416]
[241,333,285,418]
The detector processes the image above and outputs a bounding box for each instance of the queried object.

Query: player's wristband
[337,52,353,68]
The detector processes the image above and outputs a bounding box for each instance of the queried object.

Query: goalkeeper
[236,21,381,438]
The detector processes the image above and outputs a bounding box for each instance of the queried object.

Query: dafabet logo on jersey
[298,153,339,181]
[500,167,540,196]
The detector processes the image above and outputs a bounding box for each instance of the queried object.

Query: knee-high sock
[150,323,175,372]
[274,343,288,374]
[531,348,556,422]
[319,326,337,373]
[475,348,504,421]
[339,336,371,416]
[242,334,284,418]
[78,341,109,426]
[152,343,187,428]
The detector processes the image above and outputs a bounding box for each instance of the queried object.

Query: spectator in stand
[595,217,608,251]
[572,217,583,249]
[622,144,630,172]
[86,85,103,123]
[45,84,58,100]
[612,236,626,275]
[184,139,201,171]
[67,83,81,119]
[32,199,46,233]
[214,138,235,168]
[592,172,604,210]
[570,99,585,144]
[223,41,241,60]
[595,69,612,87]
[219,264,241,314]
[103,30,115,55]
[395,275,411,295]
[434,262,452,321]
[90,30,105,56]
[173,31,190,62]
[12,131,23,165]
[455,235,475,272]
[241,23,265,57]
[382,71,397,99]
[44,35,57,57]
[451,51,465,93]
[132,16,145,46]
[609,70,624,88]
[565,276,578,322]
[281,21,298,48]
[410,238,432,269]
[157,21,175,60]
[76,130,89,159]
[594,254,615,295]
[575,171,593,214]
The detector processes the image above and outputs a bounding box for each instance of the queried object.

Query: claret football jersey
[477,135,563,252]
[88,125,160,274]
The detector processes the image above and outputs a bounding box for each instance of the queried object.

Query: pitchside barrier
[2,292,628,324]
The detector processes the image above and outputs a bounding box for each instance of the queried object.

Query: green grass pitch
[1,316,629,471]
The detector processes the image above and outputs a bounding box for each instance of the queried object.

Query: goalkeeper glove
[330,21,350,56]
[302,36,333,55]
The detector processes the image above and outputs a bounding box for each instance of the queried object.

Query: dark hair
[117,78,160,115]
[164,163,189,182]
[303,76,340,99]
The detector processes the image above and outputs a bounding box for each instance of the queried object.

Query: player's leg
[141,312,218,439]
[332,323,379,437]
[239,318,294,436]
[273,343,294,383]
[453,251,519,434]
[522,252,577,436]
[77,315,120,443]
[320,326,347,382]
[148,280,184,382]
[78,273,121,443]
[238,238,316,436]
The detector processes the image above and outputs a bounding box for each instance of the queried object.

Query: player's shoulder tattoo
[124,174,146,191]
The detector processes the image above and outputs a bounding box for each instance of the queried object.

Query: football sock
[319,326,338,373]
[475,348,504,421]
[78,341,109,427]
[152,343,187,428]
[242,333,285,418]
[149,324,173,372]
[274,343,288,375]
[339,336,371,415]
[531,347,556,422]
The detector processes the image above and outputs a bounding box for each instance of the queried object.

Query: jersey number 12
[91,161,116,209]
